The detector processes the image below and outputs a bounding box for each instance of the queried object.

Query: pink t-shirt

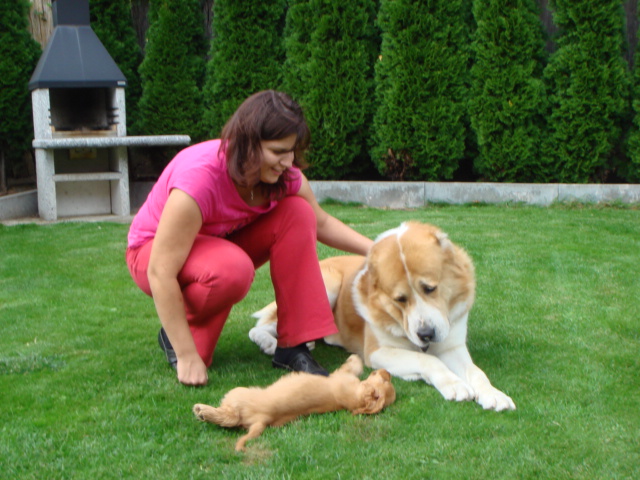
[127,139,303,248]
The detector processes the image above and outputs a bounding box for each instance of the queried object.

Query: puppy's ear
[352,384,386,415]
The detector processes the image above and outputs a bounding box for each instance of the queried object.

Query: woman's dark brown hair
[220,90,310,200]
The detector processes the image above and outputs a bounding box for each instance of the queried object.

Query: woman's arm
[147,188,208,386]
[296,175,373,255]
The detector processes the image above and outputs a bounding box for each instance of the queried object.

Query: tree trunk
[0,150,7,195]
[202,0,214,41]
[131,0,150,53]
[625,0,638,69]
[537,0,558,53]
[28,0,53,48]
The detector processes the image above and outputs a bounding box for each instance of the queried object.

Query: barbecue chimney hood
[28,0,127,90]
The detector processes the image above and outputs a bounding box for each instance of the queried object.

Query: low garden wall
[3,181,639,223]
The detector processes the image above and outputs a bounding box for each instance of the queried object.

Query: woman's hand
[148,189,208,386]
[176,353,209,386]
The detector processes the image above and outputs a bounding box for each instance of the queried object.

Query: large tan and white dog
[250,222,515,412]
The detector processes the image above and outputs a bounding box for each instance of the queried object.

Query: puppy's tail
[193,403,241,428]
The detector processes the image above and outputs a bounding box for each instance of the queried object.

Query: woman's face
[259,134,297,184]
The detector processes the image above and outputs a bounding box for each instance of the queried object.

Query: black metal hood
[28,0,127,90]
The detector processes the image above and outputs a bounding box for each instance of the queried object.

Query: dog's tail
[251,302,278,325]
[193,403,241,428]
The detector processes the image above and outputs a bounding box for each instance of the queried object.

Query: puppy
[193,354,395,451]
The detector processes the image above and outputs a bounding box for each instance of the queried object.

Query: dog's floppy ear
[352,384,387,415]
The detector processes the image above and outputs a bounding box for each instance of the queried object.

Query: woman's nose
[280,152,294,167]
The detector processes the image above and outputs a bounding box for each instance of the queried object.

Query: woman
[126,90,373,386]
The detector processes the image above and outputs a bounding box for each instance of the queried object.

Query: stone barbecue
[29,0,190,220]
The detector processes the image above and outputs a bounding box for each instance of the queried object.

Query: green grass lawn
[1,203,638,479]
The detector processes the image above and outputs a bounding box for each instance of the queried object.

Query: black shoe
[272,345,329,376]
[158,328,178,369]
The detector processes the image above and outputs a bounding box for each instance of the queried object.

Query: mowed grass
[0,203,638,479]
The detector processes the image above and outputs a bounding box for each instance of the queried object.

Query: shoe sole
[271,359,329,376]
[158,329,178,370]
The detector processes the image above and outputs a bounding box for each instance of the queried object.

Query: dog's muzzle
[417,326,435,352]
[417,326,435,342]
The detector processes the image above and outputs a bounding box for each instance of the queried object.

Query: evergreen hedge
[543,0,630,183]
[134,0,206,142]
[202,0,287,138]
[371,0,473,181]
[90,0,143,134]
[10,1,640,184]
[624,9,640,182]
[0,0,40,189]
[470,0,549,182]
[282,0,379,180]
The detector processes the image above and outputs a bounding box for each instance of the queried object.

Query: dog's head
[356,222,475,351]
[352,369,396,414]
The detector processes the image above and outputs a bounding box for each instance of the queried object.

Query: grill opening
[49,87,118,133]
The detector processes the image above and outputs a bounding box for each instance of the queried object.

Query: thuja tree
[470,0,549,182]
[372,0,472,180]
[282,0,379,180]
[203,0,287,137]
[135,0,206,140]
[281,0,313,103]
[623,9,640,182]
[0,0,41,192]
[542,0,629,182]
[90,0,143,132]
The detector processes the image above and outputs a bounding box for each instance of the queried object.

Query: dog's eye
[394,294,408,304]
[422,284,437,295]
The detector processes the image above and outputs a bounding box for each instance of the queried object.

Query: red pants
[126,196,338,366]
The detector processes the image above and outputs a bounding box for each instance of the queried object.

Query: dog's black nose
[417,327,435,343]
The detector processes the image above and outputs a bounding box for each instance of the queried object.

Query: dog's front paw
[476,387,516,412]
[435,378,475,403]
[248,326,278,355]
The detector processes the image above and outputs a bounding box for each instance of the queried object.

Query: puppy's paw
[343,354,364,376]
[476,387,516,412]
[436,378,475,403]
[193,403,208,420]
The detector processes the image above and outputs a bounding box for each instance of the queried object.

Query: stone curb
[309,181,640,208]
[2,181,639,223]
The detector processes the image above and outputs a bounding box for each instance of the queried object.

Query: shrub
[282,0,379,180]
[542,0,630,183]
[203,0,287,138]
[135,0,206,142]
[90,0,143,133]
[371,0,473,180]
[0,0,41,190]
[469,0,549,182]
[281,0,314,103]
[623,12,640,182]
